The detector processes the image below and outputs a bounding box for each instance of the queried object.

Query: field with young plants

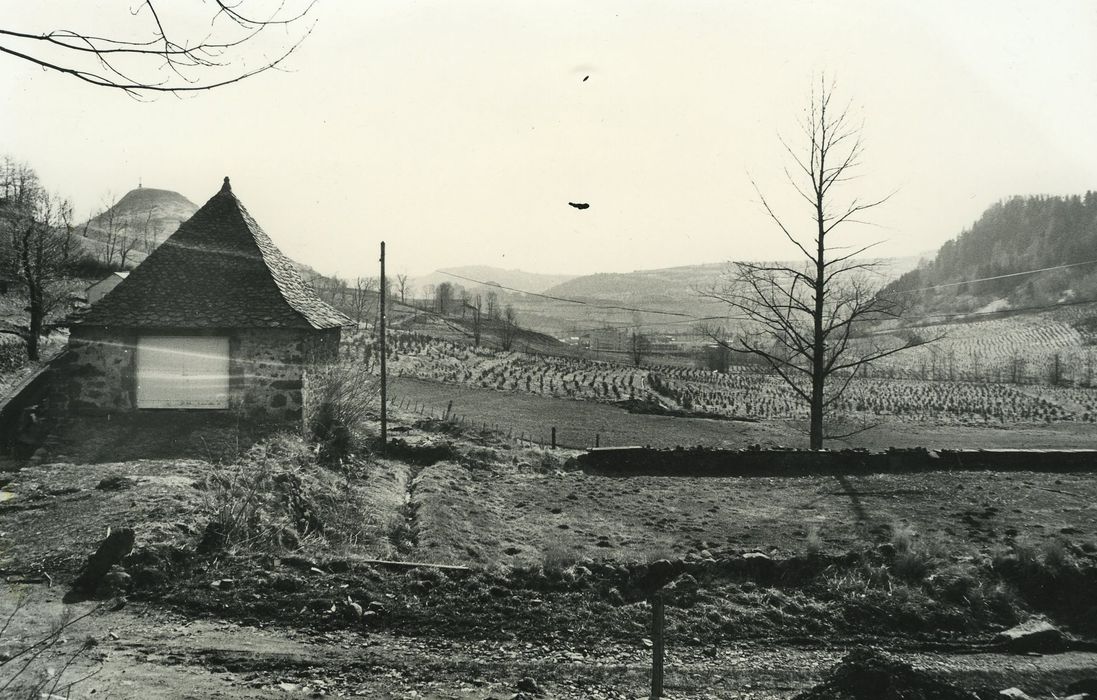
[344,329,1097,427]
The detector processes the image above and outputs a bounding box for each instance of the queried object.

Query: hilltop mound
[74,187,198,271]
[83,187,198,247]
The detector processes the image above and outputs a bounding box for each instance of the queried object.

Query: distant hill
[412,266,577,295]
[75,187,199,271]
[886,192,1097,312]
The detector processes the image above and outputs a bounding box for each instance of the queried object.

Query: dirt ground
[4,585,1097,699]
[412,462,1097,567]
[4,416,1097,698]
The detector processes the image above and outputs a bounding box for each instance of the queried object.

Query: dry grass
[402,457,1097,569]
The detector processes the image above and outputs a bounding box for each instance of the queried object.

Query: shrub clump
[198,435,379,555]
[305,361,379,463]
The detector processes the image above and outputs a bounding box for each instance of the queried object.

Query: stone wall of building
[60,325,344,421]
[58,327,138,412]
[231,328,309,420]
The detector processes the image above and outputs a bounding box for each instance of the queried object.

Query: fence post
[551,427,556,449]
[651,593,664,698]
[595,433,600,448]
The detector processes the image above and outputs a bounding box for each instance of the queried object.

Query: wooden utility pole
[379,241,387,454]
[651,593,665,698]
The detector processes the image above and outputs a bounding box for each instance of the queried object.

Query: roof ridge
[230,194,351,330]
[78,180,351,331]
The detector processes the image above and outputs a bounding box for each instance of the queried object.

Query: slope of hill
[413,266,577,295]
[85,187,198,245]
[75,187,199,271]
[887,192,1097,312]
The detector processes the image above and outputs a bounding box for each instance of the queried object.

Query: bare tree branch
[0,1,316,95]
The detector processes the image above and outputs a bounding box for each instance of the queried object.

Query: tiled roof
[80,178,351,330]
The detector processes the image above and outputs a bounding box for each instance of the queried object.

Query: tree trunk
[27,296,42,361]
[811,178,827,450]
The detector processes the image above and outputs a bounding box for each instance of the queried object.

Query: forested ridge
[886,192,1097,311]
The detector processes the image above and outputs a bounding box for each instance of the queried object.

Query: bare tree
[703,79,927,449]
[435,282,453,315]
[0,158,76,360]
[500,305,519,351]
[348,276,378,326]
[629,331,650,367]
[0,2,316,96]
[138,210,157,254]
[469,294,483,347]
[93,195,124,268]
[394,273,409,305]
[116,216,141,269]
[485,290,499,319]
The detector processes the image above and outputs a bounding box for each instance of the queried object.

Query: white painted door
[136,336,230,409]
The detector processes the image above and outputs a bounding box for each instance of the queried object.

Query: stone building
[61,177,350,420]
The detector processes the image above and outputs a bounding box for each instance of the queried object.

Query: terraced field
[347,330,1097,426]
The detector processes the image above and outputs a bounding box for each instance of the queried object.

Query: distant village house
[86,271,129,305]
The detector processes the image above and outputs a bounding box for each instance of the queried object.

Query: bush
[200,436,323,554]
[200,434,384,556]
[305,361,379,463]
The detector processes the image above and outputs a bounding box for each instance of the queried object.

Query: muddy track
[33,604,1097,699]
[390,463,425,556]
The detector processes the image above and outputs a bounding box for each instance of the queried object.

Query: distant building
[579,328,627,352]
[60,178,351,420]
[86,271,129,305]
[648,335,679,353]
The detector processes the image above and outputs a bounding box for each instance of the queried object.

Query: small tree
[629,331,650,367]
[435,282,453,315]
[470,294,483,346]
[500,305,518,351]
[703,79,928,448]
[485,290,499,319]
[348,276,378,326]
[395,273,410,304]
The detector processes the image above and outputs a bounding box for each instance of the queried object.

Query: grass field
[390,375,1097,450]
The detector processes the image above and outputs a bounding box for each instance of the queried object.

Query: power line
[887,258,1097,294]
[437,270,698,318]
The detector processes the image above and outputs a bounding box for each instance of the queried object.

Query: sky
[2,1,1095,281]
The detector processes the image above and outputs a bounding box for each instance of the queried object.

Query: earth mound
[793,648,978,700]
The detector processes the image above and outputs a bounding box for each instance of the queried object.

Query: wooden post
[595,433,600,448]
[379,241,387,455]
[651,593,664,698]
[551,426,556,449]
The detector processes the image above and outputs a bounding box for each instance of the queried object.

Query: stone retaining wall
[576,446,1097,476]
